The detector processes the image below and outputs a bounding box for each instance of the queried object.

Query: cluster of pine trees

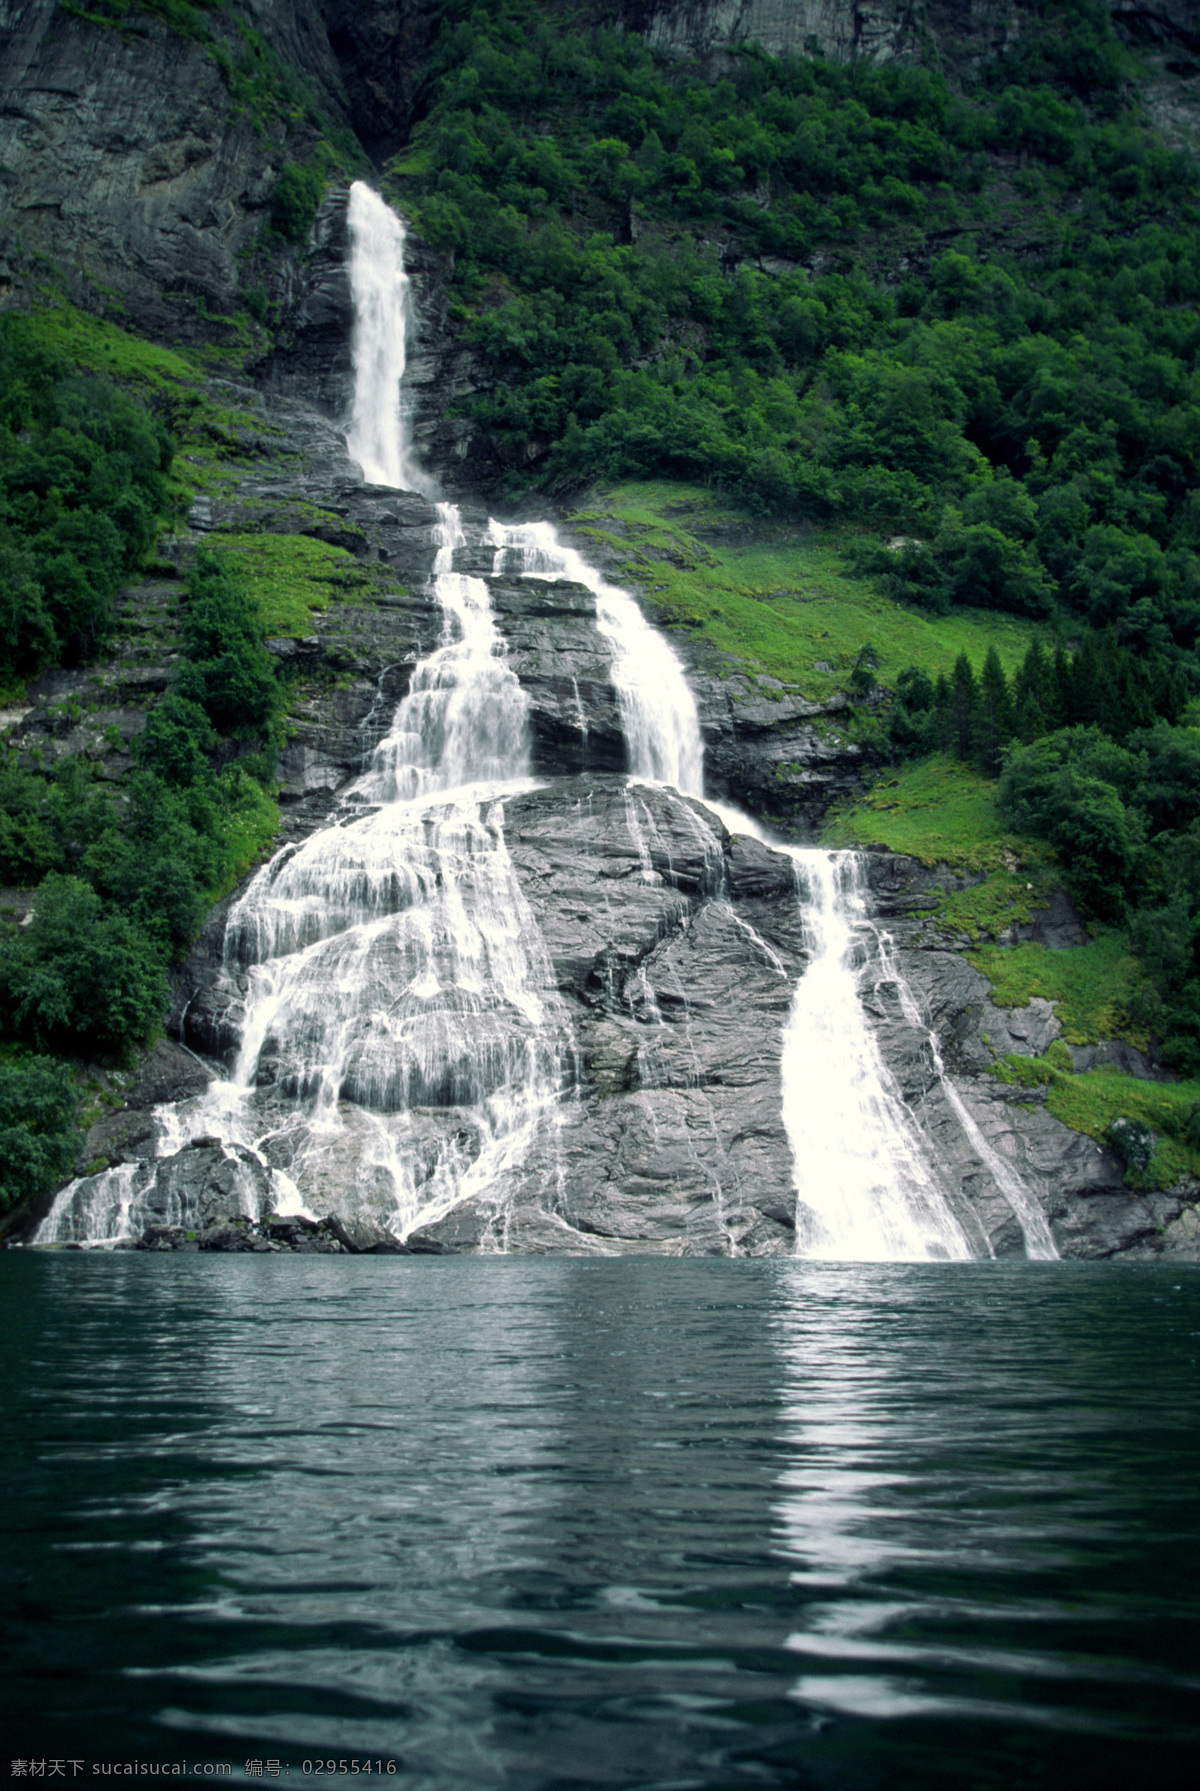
[890,629,1191,776]
[886,628,1200,1069]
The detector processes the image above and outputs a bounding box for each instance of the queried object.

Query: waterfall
[703,801,1053,1261]
[783,852,972,1261]
[37,501,570,1246]
[344,181,432,495]
[35,184,1056,1261]
[487,520,704,794]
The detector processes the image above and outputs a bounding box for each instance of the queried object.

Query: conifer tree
[1012,640,1049,742]
[973,646,1016,777]
[1113,654,1156,740]
[1164,666,1191,726]
[1052,644,1073,730]
[932,672,953,753]
[1071,636,1105,728]
[949,653,978,761]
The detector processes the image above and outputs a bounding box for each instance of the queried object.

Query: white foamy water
[704,803,1053,1261]
[344,181,432,494]
[783,852,972,1261]
[37,185,1057,1262]
[37,503,569,1246]
[487,519,704,795]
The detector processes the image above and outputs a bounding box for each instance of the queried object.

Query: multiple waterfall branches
[38,182,1057,1262]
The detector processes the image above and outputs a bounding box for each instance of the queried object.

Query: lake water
[3,1257,1198,1787]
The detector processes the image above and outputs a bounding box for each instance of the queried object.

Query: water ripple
[3,1257,1198,1787]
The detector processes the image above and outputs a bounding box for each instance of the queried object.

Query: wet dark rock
[693,671,865,835]
[131,1208,404,1254]
[75,1040,218,1175]
[1022,888,1091,950]
[0,1,348,340]
[137,1140,274,1234]
[323,1214,410,1254]
[1069,1039,1173,1081]
[488,578,628,776]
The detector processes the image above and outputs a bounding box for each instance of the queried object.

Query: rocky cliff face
[637,0,1017,68]
[860,856,1200,1260]
[629,0,1200,69]
[0,0,350,335]
[5,4,1199,1260]
[8,383,1191,1261]
[49,741,1194,1259]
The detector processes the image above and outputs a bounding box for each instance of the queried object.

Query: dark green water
[3,1258,1198,1788]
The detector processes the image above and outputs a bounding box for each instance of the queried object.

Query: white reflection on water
[98,1262,563,1771]
[768,1264,1179,1734]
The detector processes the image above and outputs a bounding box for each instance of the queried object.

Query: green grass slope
[571,482,1041,700]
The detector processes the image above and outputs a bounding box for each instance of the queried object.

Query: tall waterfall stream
[36,183,1055,1261]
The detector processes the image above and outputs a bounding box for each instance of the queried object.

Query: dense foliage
[393,0,1200,638]
[889,632,1200,1069]
[0,545,283,1207]
[0,317,174,674]
[0,1055,80,1215]
[269,163,325,242]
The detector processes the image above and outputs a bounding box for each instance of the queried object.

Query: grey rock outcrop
[632,0,1200,72]
[641,0,927,62]
[0,0,348,336]
[859,851,1200,1259]
[689,666,865,834]
[373,777,807,1255]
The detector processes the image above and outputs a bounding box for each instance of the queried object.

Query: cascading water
[487,520,704,795]
[873,921,1059,1260]
[782,852,972,1262]
[703,800,1053,1260]
[344,182,432,495]
[39,502,570,1246]
[37,182,1057,1260]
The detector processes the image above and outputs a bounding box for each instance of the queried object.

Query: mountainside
[3,0,1200,1256]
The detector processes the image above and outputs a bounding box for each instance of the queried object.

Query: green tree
[948,653,979,760]
[972,645,1016,776]
[0,1055,78,1215]
[269,164,324,242]
[0,874,168,1057]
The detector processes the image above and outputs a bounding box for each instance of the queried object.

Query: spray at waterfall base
[35,183,1058,1261]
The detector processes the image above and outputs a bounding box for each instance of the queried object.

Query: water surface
[3,1258,1198,1787]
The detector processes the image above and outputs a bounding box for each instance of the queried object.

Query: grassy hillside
[824,753,1200,1183]
[571,481,1042,699]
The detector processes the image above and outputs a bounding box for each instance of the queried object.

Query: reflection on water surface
[3,1258,1198,1788]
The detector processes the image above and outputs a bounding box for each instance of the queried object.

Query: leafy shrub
[176,551,284,739]
[0,1055,78,1215]
[1105,1114,1156,1174]
[0,320,173,672]
[269,164,323,242]
[0,874,168,1058]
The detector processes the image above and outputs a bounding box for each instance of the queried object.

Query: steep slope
[3,1,1200,1256]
